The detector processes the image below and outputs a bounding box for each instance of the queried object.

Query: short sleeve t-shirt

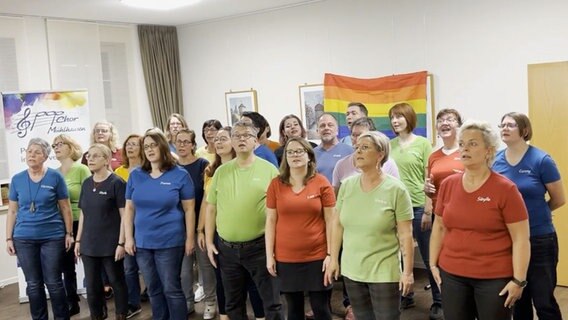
[493,146,561,236]
[61,162,91,221]
[336,175,413,283]
[435,172,528,279]
[314,143,353,183]
[266,174,335,262]
[79,174,126,257]
[427,148,464,210]
[390,136,432,206]
[254,144,279,168]
[207,157,278,242]
[10,168,69,240]
[114,165,130,181]
[180,158,209,221]
[196,146,216,164]
[126,166,195,249]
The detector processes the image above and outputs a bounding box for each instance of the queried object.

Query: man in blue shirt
[314,113,353,183]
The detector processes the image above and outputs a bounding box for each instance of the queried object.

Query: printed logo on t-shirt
[160,181,172,185]
[333,154,343,158]
[374,199,388,205]
[307,194,320,199]
[98,191,108,195]
[40,185,54,190]
[454,157,461,161]
[452,169,463,173]
[477,196,491,202]
[519,169,531,174]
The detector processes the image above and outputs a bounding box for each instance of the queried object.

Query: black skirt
[276,259,332,293]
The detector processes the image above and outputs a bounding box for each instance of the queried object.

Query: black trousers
[82,255,128,317]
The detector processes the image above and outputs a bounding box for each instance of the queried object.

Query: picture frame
[225,90,258,126]
[298,84,324,140]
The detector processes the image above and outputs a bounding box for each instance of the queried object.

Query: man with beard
[314,113,353,183]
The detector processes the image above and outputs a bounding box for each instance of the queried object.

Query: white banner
[2,90,91,177]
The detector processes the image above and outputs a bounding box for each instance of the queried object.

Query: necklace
[92,172,110,192]
[27,169,46,213]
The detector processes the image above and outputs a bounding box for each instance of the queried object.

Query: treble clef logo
[16,107,32,138]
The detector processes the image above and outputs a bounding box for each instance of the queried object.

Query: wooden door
[528,61,568,286]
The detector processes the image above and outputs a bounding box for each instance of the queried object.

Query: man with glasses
[333,117,400,194]
[205,120,283,320]
[314,113,353,183]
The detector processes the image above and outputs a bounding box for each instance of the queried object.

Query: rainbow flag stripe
[323,71,428,139]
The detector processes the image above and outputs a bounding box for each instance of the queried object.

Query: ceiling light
[121,0,202,11]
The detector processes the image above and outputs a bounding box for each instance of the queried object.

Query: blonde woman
[81,121,122,170]
[53,134,91,316]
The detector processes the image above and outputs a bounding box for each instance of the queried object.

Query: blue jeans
[124,254,141,307]
[136,246,187,320]
[218,236,283,320]
[14,238,69,320]
[412,207,441,304]
[344,277,400,320]
[514,232,562,320]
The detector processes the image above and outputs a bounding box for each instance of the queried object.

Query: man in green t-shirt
[205,120,282,320]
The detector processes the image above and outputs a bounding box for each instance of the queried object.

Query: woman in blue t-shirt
[124,128,196,320]
[6,137,74,320]
[493,112,565,319]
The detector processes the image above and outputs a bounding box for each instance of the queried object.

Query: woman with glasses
[388,103,433,309]
[203,126,265,320]
[176,128,217,319]
[124,128,196,320]
[274,115,317,165]
[196,120,223,163]
[266,137,335,320]
[114,134,144,317]
[165,113,188,153]
[325,131,414,320]
[493,112,565,320]
[75,144,128,320]
[6,137,74,320]
[422,109,464,318]
[430,120,530,319]
[53,134,91,316]
[82,121,123,171]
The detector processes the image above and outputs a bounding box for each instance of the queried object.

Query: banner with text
[2,90,91,176]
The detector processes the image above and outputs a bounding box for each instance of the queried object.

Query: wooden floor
[1,269,567,319]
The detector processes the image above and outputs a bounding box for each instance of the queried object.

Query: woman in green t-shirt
[325,131,414,320]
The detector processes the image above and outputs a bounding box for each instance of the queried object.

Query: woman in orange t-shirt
[266,137,335,320]
[429,120,530,320]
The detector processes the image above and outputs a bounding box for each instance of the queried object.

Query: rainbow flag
[323,71,429,139]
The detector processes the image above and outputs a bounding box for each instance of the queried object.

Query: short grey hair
[358,131,390,166]
[459,120,500,164]
[28,137,51,158]
[232,120,259,137]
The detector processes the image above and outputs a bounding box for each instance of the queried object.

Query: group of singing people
[5,101,564,320]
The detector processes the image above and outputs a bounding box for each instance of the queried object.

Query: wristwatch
[512,277,528,288]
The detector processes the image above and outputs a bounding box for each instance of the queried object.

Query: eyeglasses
[214,137,230,143]
[497,123,518,129]
[436,117,458,124]
[125,142,139,147]
[51,141,66,149]
[204,128,219,133]
[95,128,109,134]
[231,133,255,140]
[354,145,375,152]
[86,154,104,160]
[143,143,159,150]
[285,149,307,156]
[176,139,192,146]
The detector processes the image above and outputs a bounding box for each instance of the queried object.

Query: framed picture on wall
[299,84,323,140]
[225,90,258,126]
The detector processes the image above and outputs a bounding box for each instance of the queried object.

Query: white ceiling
[0,0,323,26]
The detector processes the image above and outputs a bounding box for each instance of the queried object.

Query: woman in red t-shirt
[429,120,530,320]
[266,137,336,320]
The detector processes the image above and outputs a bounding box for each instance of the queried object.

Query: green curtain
[138,25,184,130]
